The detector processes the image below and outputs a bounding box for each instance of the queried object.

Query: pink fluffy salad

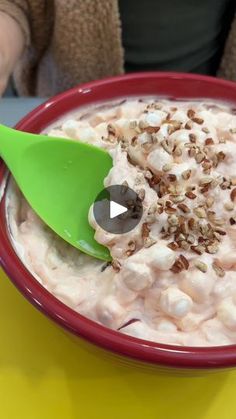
[6,97,236,346]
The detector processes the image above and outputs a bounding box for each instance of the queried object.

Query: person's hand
[0,11,25,96]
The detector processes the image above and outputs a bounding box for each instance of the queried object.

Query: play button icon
[93,185,143,234]
[110,201,127,219]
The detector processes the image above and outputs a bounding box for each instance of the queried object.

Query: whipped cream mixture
[6,97,236,346]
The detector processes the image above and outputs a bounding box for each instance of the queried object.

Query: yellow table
[0,268,236,419]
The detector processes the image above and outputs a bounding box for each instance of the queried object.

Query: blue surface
[0,98,46,127]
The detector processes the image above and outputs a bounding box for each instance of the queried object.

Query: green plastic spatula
[0,124,112,261]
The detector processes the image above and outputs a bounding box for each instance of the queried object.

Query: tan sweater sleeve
[0,0,30,46]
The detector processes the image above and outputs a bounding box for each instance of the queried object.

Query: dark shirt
[119,0,235,75]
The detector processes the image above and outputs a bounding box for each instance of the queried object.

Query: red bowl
[1,72,236,370]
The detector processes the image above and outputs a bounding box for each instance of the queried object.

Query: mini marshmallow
[145,111,166,126]
[156,319,177,332]
[180,270,214,303]
[124,243,175,272]
[217,298,236,331]
[122,262,154,291]
[170,162,193,177]
[172,110,188,123]
[171,130,190,143]
[146,243,176,271]
[121,321,151,340]
[115,118,136,140]
[158,123,169,138]
[147,148,173,172]
[138,132,152,145]
[128,145,147,167]
[62,119,80,137]
[77,126,97,143]
[96,296,126,328]
[159,287,193,318]
[95,122,108,138]
[54,279,85,308]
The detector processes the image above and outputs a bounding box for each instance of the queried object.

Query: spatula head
[16,137,112,261]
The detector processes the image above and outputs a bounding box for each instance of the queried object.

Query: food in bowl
[6,96,236,347]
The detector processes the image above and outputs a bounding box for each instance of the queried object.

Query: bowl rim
[1,71,236,369]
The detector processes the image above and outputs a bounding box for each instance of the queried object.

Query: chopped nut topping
[211,154,218,168]
[139,120,148,130]
[173,145,182,157]
[179,240,189,250]
[126,242,136,256]
[107,123,117,137]
[182,169,192,180]
[206,243,219,254]
[177,203,190,213]
[189,133,197,143]
[217,151,226,163]
[230,188,236,202]
[224,201,234,211]
[148,203,157,214]
[165,206,177,214]
[213,217,225,226]
[168,120,182,134]
[185,120,193,130]
[188,147,196,158]
[195,260,208,273]
[193,207,206,218]
[143,237,157,248]
[202,160,212,171]
[167,174,177,182]
[138,188,146,201]
[180,222,189,235]
[199,176,213,186]
[142,222,150,239]
[144,170,153,180]
[205,138,214,146]
[215,228,226,236]
[212,261,225,277]
[161,139,173,154]
[121,181,129,195]
[111,259,121,272]
[167,241,179,251]
[145,126,160,134]
[170,254,189,273]
[195,152,205,163]
[111,102,236,264]
[199,185,210,194]
[188,218,198,231]
[148,173,162,187]
[206,197,214,208]
[187,109,195,119]
[185,191,197,199]
[169,194,186,203]
[162,163,172,172]
[210,178,219,189]
[157,205,164,214]
[168,214,179,225]
[129,120,137,129]
[187,234,195,244]
[179,254,189,269]
[131,136,138,146]
[191,244,205,255]
[192,117,204,125]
